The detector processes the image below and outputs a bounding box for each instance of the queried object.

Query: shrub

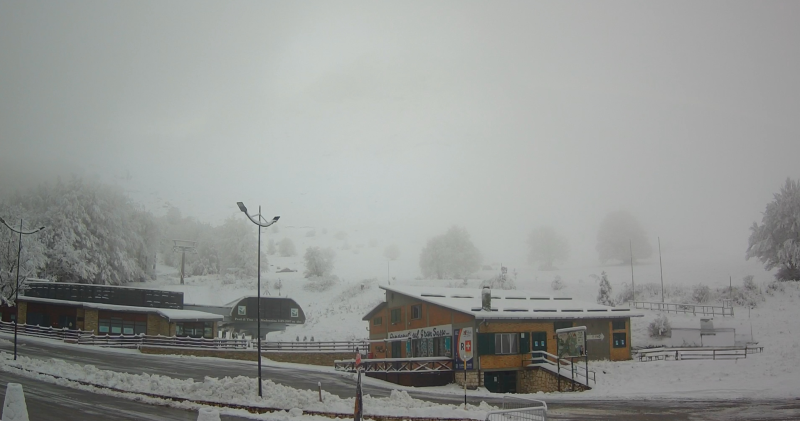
[692,284,711,303]
[648,314,672,338]
[743,275,758,292]
[766,280,786,296]
[551,275,566,291]
[303,275,339,292]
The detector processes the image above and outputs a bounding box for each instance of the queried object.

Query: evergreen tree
[597,271,614,306]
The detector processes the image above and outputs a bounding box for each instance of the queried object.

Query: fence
[637,346,764,362]
[334,356,453,373]
[263,341,369,353]
[0,320,92,342]
[632,301,734,317]
[526,351,596,385]
[0,320,248,350]
[485,396,547,421]
[78,334,249,350]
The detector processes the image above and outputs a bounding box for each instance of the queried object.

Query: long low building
[0,281,306,339]
[363,285,642,393]
[4,282,224,338]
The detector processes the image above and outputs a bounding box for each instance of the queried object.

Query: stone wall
[141,346,259,361]
[452,370,483,389]
[146,314,170,336]
[518,367,589,393]
[84,309,98,333]
[139,348,352,366]
[17,302,27,325]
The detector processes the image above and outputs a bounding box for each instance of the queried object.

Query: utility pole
[172,240,197,285]
[629,239,635,304]
[658,237,664,303]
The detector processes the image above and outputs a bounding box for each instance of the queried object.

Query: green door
[531,332,548,352]
[485,371,518,393]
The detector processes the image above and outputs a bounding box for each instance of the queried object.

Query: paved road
[0,371,252,421]
[2,334,799,420]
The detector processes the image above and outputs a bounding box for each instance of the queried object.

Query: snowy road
[2,335,800,420]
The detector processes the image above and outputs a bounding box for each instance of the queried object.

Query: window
[390,308,401,324]
[612,320,626,330]
[411,305,422,320]
[176,322,214,339]
[613,332,627,348]
[373,317,382,326]
[494,333,520,354]
[410,337,448,357]
[98,319,110,334]
[391,340,402,358]
[554,321,572,331]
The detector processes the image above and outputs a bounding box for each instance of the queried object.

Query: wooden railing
[632,301,734,317]
[78,334,249,349]
[0,320,248,349]
[334,356,453,373]
[263,341,369,353]
[0,320,92,342]
[636,346,764,362]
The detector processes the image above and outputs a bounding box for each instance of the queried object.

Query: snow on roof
[18,296,223,322]
[380,286,642,320]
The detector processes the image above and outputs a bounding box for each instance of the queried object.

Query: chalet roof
[362,302,387,321]
[380,286,642,320]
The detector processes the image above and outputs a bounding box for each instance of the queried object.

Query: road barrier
[1,383,29,421]
[485,396,547,421]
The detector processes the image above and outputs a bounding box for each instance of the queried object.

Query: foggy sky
[2,1,799,266]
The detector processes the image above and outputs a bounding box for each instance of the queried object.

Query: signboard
[586,333,605,341]
[229,297,306,324]
[556,326,587,358]
[454,328,474,369]
[387,324,452,341]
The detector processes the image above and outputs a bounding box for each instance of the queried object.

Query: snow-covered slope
[143,226,800,399]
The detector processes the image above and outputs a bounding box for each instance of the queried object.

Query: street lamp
[0,216,45,361]
[236,202,279,398]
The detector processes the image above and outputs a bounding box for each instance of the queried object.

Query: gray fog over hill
[2,1,799,267]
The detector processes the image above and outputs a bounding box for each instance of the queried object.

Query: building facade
[4,282,223,338]
[364,286,641,393]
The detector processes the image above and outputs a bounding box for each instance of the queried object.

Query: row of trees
[0,177,159,296]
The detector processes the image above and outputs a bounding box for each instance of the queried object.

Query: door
[485,371,518,393]
[531,332,548,351]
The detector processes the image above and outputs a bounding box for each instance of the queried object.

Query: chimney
[482,286,492,311]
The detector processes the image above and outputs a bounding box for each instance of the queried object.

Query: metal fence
[263,340,369,353]
[632,301,734,317]
[485,396,547,421]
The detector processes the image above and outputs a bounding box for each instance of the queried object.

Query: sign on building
[454,327,474,369]
[556,326,587,358]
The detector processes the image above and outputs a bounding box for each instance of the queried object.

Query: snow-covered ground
[139,227,800,403]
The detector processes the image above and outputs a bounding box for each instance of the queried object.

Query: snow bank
[0,353,492,419]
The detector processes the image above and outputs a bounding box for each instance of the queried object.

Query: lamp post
[0,217,45,361]
[236,202,279,398]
